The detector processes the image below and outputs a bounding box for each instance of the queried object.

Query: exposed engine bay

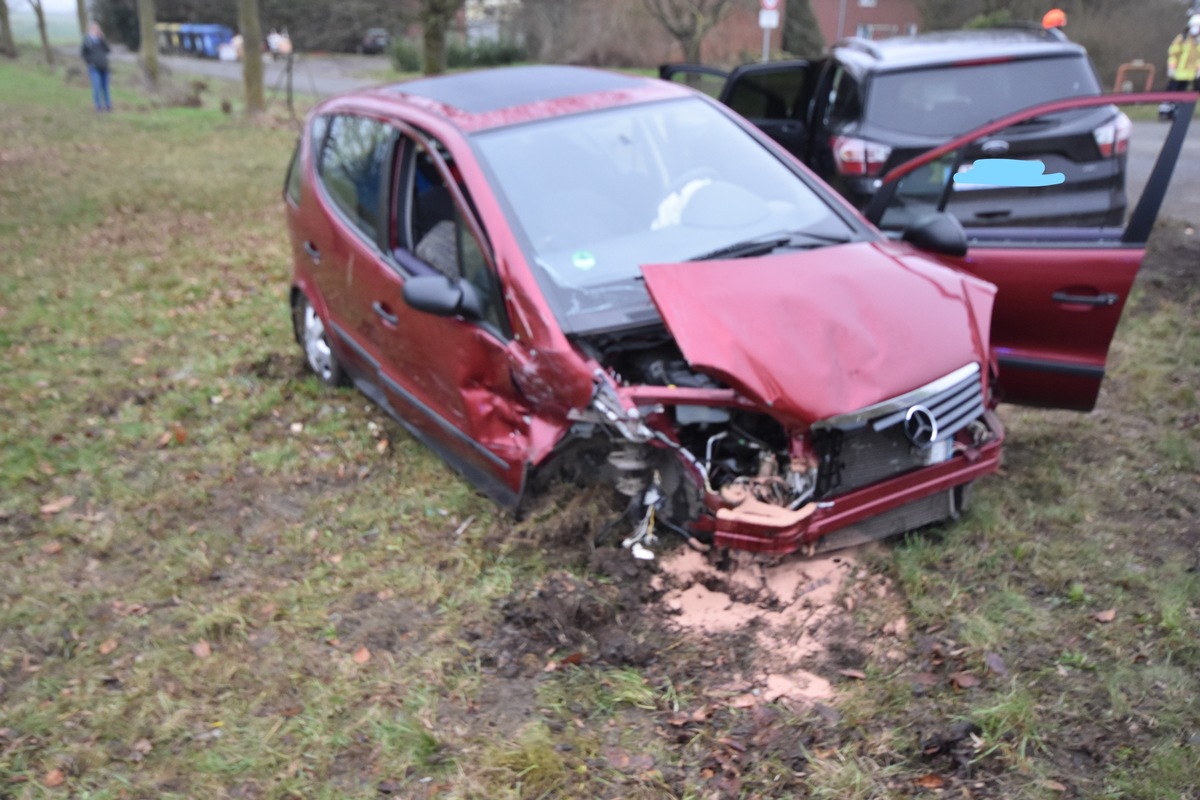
[563,326,998,556]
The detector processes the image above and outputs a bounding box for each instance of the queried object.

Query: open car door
[661,61,817,161]
[864,92,1197,411]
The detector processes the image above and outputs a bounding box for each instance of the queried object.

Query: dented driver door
[865,92,1196,411]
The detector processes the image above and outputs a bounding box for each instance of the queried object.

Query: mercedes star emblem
[903,405,938,447]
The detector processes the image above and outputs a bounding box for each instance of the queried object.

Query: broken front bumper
[706,410,1005,555]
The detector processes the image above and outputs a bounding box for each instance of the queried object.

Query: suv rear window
[865,56,1101,137]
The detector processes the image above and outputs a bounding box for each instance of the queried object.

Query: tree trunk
[421,10,446,74]
[28,0,54,63]
[0,0,17,59]
[138,0,158,87]
[420,0,463,76]
[238,0,264,114]
[641,0,734,65]
[782,0,823,57]
[75,0,87,37]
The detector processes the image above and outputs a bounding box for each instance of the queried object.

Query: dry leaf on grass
[40,496,75,516]
[43,769,65,788]
[914,773,945,789]
[950,671,980,689]
[99,638,119,655]
[1093,608,1117,623]
[191,640,212,659]
[40,541,63,555]
[352,646,371,664]
[838,668,867,680]
[912,671,940,688]
[984,651,1009,676]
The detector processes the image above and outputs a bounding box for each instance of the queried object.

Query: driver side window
[396,138,509,336]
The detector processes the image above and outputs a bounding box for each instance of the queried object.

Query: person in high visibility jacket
[1161,15,1200,119]
[1041,8,1067,40]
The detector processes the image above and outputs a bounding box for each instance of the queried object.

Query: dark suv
[663,27,1131,228]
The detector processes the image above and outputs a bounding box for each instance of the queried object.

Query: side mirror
[401,275,484,321]
[901,212,968,257]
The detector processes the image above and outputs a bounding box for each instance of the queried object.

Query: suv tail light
[1092,111,1131,158]
[831,135,893,176]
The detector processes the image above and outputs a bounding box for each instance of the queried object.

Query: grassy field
[1,56,1198,799]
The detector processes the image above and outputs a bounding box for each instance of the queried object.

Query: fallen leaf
[172,424,187,444]
[130,356,147,366]
[912,671,940,688]
[327,553,342,565]
[157,431,172,448]
[376,438,389,454]
[352,646,371,664]
[40,541,63,555]
[191,640,212,659]
[1093,608,1117,623]
[984,651,1009,676]
[838,668,867,680]
[950,671,980,689]
[43,769,65,788]
[133,737,152,755]
[99,638,119,655]
[729,693,757,708]
[604,747,632,770]
[560,652,584,667]
[1042,779,1068,792]
[40,496,75,516]
[914,773,944,789]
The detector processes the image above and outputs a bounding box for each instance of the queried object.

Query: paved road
[102,46,389,98]
[96,49,1200,225]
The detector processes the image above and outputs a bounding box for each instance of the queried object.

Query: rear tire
[293,293,348,387]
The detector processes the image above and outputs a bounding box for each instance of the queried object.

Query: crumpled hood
[640,241,996,425]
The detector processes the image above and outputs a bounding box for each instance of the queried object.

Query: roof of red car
[364,65,689,133]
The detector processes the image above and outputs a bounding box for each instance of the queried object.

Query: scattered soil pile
[655,545,908,707]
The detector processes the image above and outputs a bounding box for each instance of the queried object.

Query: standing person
[1161,15,1200,120]
[80,22,112,112]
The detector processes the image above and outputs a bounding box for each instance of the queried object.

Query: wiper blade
[690,231,850,262]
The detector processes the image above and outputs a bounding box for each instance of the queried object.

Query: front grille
[813,364,985,498]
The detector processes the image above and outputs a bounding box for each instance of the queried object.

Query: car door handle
[303,241,321,264]
[372,301,399,325]
[1051,291,1119,306]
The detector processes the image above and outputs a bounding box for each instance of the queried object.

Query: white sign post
[759,0,780,63]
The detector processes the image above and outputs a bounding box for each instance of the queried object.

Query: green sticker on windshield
[571,250,596,271]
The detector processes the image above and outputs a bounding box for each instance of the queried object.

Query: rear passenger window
[318,115,393,243]
[825,68,861,127]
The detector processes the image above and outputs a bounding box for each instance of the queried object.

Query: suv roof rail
[987,21,1068,42]
[832,36,882,58]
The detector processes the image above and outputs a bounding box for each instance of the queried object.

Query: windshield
[866,56,1101,138]
[473,97,856,334]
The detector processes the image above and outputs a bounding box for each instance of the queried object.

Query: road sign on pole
[759,5,779,62]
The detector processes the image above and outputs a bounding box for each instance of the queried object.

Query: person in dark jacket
[81,22,112,112]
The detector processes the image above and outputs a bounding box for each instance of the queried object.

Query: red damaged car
[283,65,1192,555]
